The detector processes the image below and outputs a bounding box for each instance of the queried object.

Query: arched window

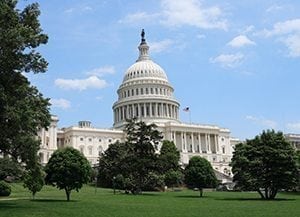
[98,146,103,156]
[79,146,84,154]
[88,146,93,155]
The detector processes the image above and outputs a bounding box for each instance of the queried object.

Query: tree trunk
[65,188,71,201]
[270,189,277,200]
[199,188,203,197]
[257,189,265,199]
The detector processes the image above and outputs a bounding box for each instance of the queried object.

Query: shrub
[0,181,11,196]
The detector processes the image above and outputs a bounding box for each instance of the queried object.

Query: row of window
[79,137,113,143]
[119,87,172,99]
[126,69,163,79]
[79,145,103,156]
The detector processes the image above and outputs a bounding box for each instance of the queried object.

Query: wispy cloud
[55,76,108,91]
[64,5,93,14]
[258,19,300,57]
[246,115,278,129]
[50,98,71,110]
[286,122,300,132]
[227,35,256,48]
[118,12,160,24]
[266,4,284,13]
[85,66,115,76]
[197,34,206,39]
[149,39,174,53]
[119,0,227,30]
[210,53,244,68]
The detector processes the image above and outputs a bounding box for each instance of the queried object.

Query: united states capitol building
[38,31,239,178]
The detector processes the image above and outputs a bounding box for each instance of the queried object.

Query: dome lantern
[137,29,150,61]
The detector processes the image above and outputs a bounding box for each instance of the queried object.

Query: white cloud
[281,34,300,57]
[149,39,174,53]
[210,53,244,68]
[161,0,227,30]
[259,19,300,57]
[197,34,206,39]
[242,25,255,34]
[64,5,93,14]
[118,12,160,24]
[50,98,71,110]
[55,76,108,91]
[119,0,227,30]
[227,35,256,48]
[261,19,300,37]
[86,66,115,76]
[246,115,277,129]
[266,4,284,13]
[286,122,300,132]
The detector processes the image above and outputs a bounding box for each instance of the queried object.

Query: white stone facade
[39,31,238,177]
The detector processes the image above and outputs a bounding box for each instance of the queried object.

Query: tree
[98,119,163,193]
[45,147,92,201]
[185,156,218,197]
[164,169,183,189]
[23,163,44,199]
[122,119,163,193]
[158,140,180,173]
[0,156,22,181]
[0,0,51,168]
[98,141,129,188]
[231,130,299,200]
[157,140,182,188]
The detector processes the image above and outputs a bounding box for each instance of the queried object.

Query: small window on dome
[150,88,153,94]
[155,88,158,94]
[136,89,139,95]
[134,71,136,75]
[146,88,148,94]
[131,89,134,96]
[137,71,139,75]
[141,70,143,74]
[141,88,144,95]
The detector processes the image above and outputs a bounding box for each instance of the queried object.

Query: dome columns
[113,101,179,127]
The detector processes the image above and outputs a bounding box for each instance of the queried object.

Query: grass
[0,184,299,217]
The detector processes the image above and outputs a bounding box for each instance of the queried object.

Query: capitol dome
[113,30,180,128]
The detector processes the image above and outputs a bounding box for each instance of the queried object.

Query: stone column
[149,102,153,117]
[191,133,195,153]
[138,103,141,118]
[198,134,201,153]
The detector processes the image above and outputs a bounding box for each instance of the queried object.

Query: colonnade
[114,102,179,122]
[171,131,220,154]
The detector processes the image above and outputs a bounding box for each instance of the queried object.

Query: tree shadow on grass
[215,198,295,201]
[32,199,78,203]
[0,202,27,210]
[174,195,212,199]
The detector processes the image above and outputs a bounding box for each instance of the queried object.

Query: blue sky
[19,0,300,139]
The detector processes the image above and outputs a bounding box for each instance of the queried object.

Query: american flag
[183,107,189,112]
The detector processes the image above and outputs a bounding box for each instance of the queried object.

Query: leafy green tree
[158,140,180,173]
[98,119,163,193]
[45,147,92,201]
[123,119,163,193]
[0,157,22,180]
[0,0,50,168]
[185,156,218,197]
[231,130,298,200]
[0,181,11,196]
[98,141,129,188]
[164,169,183,189]
[23,163,44,199]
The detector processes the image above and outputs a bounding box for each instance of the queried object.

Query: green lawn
[0,184,299,217]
